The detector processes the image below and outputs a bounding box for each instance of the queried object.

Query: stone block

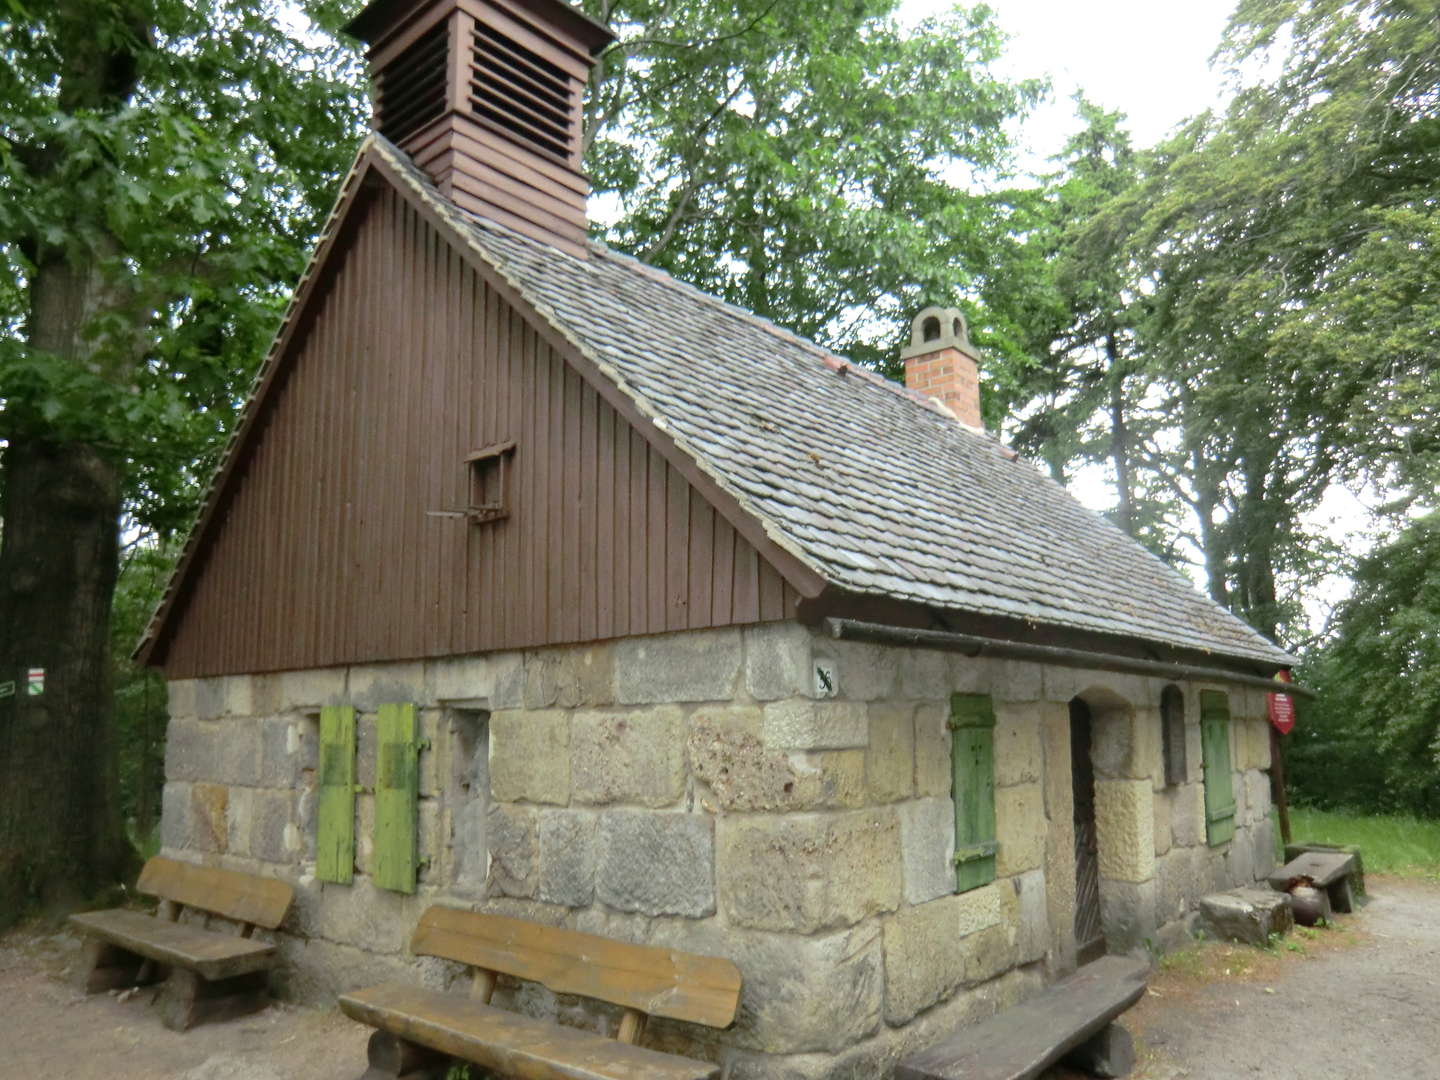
[996,660,1043,703]
[1225,827,1255,886]
[744,622,814,701]
[899,649,948,699]
[167,679,198,720]
[1197,886,1293,946]
[1009,869,1049,965]
[191,783,229,853]
[225,786,253,857]
[1091,707,1139,781]
[596,811,714,917]
[614,628,742,704]
[825,640,898,700]
[1171,783,1205,848]
[1244,770,1271,826]
[1252,721,1272,770]
[1100,877,1157,952]
[489,710,570,805]
[452,796,489,892]
[761,700,867,750]
[249,788,294,863]
[487,803,536,898]
[523,645,614,709]
[689,707,862,811]
[537,810,597,908]
[964,922,1014,985]
[196,675,253,719]
[1253,818,1277,879]
[572,707,685,807]
[995,784,1045,876]
[275,667,346,711]
[913,704,952,797]
[883,896,968,1024]
[898,797,955,905]
[994,703,1042,786]
[161,782,192,851]
[1041,664,1078,703]
[489,653,526,709]
[258,716,299,788]
[717,810,901,933]
[1156,846,1202,925]
[429,654,493,703]
[417,798,442,883]
[164,718,213,782]
[947,654,993,694]
[304,878,418,954]
[1095,779,1155,883]
[1039,702,1073,822]
[1153,789,1173,856]
[355,794,374,874]
[348,662,429,712]
[272,935,452,1006]
[866,705,915,803]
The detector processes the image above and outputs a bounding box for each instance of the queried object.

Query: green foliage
[1288,807,1440,879]
[1290,513,1440,817]
[581,0,1044,370]
[0,0,368,536]
[111,538,175,832]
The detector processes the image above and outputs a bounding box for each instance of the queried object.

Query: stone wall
[159,622,1276,1079]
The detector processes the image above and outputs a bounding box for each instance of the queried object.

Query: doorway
[1070,698,1105,965]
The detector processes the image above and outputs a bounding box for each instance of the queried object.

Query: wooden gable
[153,179,802,677]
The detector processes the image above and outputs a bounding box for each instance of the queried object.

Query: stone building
[137,0,1298,1075]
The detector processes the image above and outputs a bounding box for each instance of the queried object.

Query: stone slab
[1196,886,1294,947]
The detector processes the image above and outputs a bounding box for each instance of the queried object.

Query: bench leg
[1060,1021,1136,1078]
[359,1031,447,1080]
[156,968,271,1032]
[76,940,163,994]
[1327,875,1356,914]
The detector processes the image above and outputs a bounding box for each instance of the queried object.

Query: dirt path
[1123,875,1440,1079]
[0,926,366,1079]
[2,877,1437,1078]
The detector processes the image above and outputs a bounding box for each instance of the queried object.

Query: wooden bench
[69,856,294,1031]
[339,906,743,1080]
[896,955,1149,1080]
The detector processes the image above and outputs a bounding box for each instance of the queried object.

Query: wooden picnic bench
[69,856,294,1031]
[339,906,743,1080]
[896,955,1149,1080]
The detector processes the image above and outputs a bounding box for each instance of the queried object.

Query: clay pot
[1290,883,1325,926]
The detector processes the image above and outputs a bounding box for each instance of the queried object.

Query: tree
[0,0,365,926]
[581,0,1043,368]
[1291,513,1440,816]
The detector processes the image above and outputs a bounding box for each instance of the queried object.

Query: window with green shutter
[317,705,357,884]
[1200,690,1236,846]
[950,692,998,893]
[373,703,422,893]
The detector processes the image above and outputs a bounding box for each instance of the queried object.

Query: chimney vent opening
[922,316,941,342]
[375,22,449,145]
[470,24,574,162]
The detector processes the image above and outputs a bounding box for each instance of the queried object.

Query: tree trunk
[1105,329,1134,535]
[0,437,131,924]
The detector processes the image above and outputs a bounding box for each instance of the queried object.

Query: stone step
[895,955,1148,1080]
[1196,886,1294,947]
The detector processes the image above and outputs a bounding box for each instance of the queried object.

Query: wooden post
[470,968,496,1004]
[616,1008,647,1045]
[1270,725,1292,846]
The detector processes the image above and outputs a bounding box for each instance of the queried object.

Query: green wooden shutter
[317,705,357,884]
[1200,690,1236,846]
[950,693,998,893]
[374,703,421,893]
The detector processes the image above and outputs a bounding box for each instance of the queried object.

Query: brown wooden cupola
[345,0,614,257]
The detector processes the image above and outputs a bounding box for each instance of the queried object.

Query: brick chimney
[901,306,982,428]
[345,0,615,257]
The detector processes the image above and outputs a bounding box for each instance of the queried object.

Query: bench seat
[70,909,276,981]
[341,983,719,1080]
[897,955,1149,1080]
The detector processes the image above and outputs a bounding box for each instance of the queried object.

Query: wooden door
[1070,698,1106,966]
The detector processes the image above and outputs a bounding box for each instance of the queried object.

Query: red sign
[1268,670,1296,735]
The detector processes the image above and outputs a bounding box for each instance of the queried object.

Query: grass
[1288,806,1440,879]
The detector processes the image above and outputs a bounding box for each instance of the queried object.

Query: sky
[901,0,1240,162]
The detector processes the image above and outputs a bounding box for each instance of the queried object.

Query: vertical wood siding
[160,187,800,677]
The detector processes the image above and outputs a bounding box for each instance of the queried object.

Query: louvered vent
[375,23,449,144]
[470,23,574,162]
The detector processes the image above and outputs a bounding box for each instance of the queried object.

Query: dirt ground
[1,875,1436,1078]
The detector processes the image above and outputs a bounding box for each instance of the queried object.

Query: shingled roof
[369,137,1294,669]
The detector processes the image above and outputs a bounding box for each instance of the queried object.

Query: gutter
[824,618,1314,700]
